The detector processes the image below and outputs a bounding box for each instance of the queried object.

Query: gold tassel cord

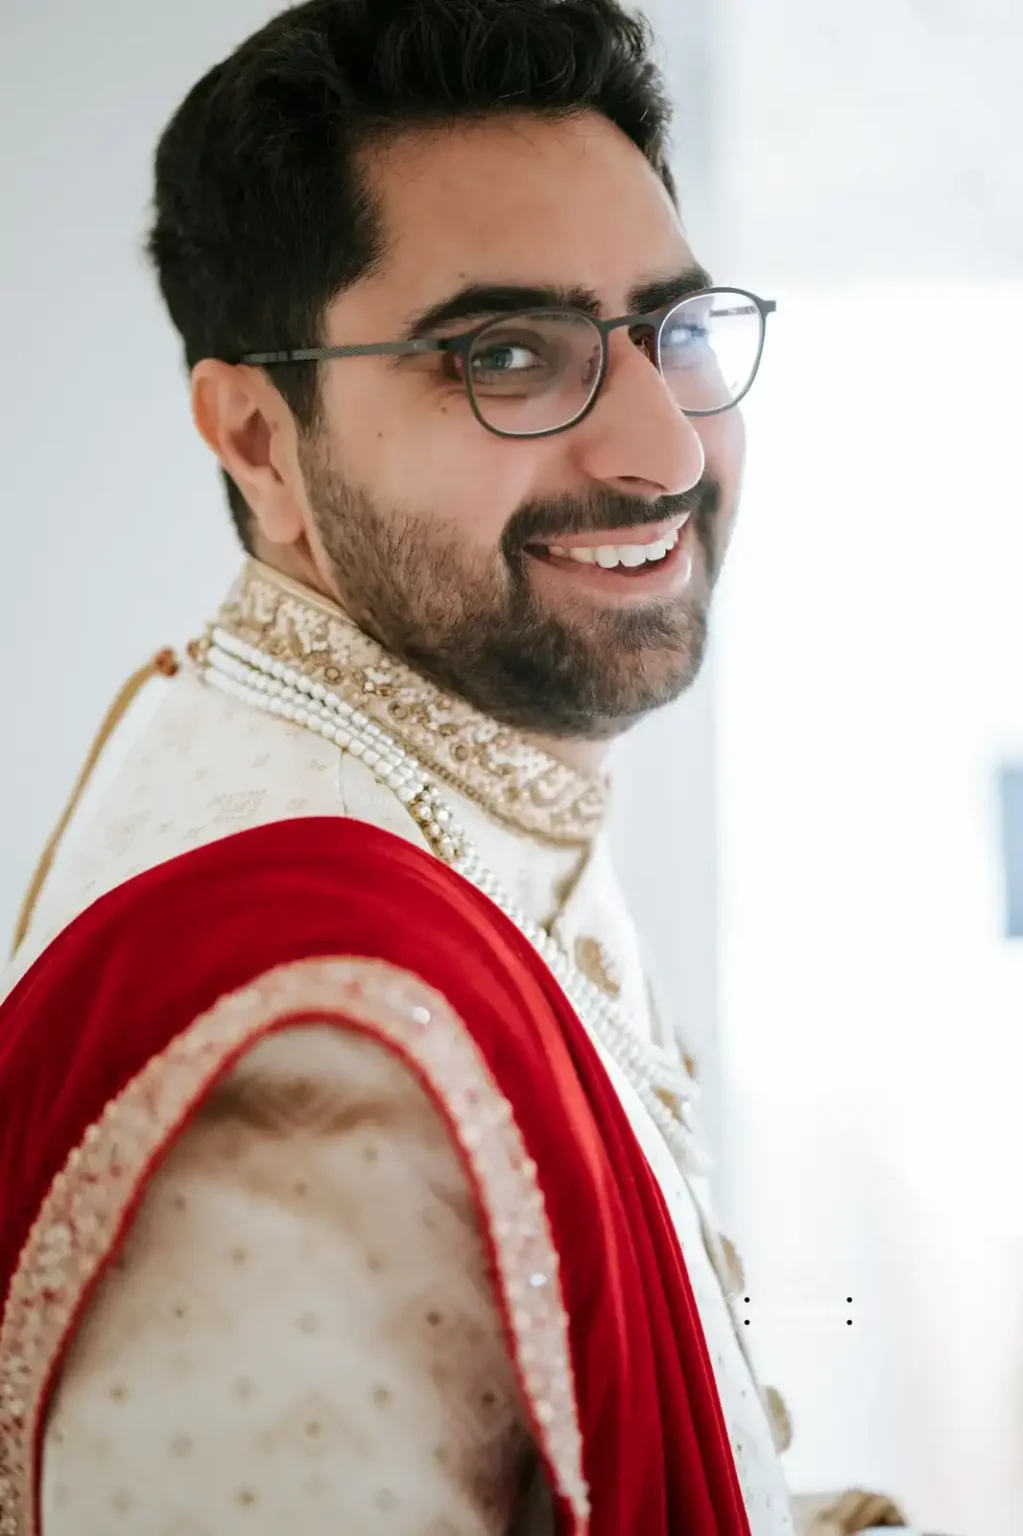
[10,648,181,957]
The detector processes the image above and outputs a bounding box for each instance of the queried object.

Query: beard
[302,442,726,741]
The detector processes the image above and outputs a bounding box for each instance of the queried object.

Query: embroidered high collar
[209,561,609,847]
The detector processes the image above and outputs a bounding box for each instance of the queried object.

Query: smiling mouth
[524,511,691,577]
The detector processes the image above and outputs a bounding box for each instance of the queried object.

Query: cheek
[327,372,539,550]
[418,439,537,557]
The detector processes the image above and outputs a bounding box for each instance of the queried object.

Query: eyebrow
[401,263,714,339]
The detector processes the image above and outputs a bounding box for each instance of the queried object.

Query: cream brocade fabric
[42,1029,539,1536]
[10,562,797,1535]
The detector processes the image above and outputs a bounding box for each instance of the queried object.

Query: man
[0,2,909,1532]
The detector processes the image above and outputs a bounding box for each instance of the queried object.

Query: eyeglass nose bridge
[583,291,774,423]
[589,310,673,400]
[546,310,669,436]
[624,316,660,365]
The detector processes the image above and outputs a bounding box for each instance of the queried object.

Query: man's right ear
[190,359,306,546]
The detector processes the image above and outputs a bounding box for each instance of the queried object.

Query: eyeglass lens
[464,289,763,437]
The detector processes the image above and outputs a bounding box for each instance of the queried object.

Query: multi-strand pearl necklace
[201,625,702,1171]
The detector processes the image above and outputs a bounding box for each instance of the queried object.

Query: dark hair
[147,0,677,550]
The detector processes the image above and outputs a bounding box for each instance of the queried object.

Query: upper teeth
[547,525,682,568]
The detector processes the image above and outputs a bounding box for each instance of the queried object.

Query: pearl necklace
[201,626,703,1171]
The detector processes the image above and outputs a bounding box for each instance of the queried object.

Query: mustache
[503,480,720,555]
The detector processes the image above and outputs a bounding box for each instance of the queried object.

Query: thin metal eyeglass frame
[238,286,777,440]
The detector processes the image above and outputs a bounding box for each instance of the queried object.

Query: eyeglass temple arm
[239,338,452,365]
[239,294,777,365]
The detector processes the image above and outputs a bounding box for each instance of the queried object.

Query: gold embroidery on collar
[211,562,607,847]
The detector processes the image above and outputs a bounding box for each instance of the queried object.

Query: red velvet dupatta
[0,817,751,1536]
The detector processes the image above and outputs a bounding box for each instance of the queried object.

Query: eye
[471,340,546,377]
[469,327,562,385]
[465,322,573,396]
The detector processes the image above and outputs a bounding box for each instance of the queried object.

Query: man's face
[298,111,745,740]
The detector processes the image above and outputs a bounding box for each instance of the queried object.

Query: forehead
[346,112,695,324]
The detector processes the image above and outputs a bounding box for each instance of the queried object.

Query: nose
[569,329,706,498]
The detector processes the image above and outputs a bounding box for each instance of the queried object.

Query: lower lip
[525,523,695,601]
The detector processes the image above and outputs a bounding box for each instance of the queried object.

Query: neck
[253,534,328,595]
[523,730,611,776]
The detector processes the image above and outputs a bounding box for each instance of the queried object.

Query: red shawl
[0,817,750,1535]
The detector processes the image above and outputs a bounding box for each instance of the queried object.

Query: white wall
[715,289,1023,1533]
[707,1,1023,1529]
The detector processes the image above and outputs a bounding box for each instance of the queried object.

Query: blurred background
[2,1,1021,1530]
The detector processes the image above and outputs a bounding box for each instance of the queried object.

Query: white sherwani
[7,562,806,1535]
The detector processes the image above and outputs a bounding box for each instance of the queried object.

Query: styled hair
[147,0,677,548]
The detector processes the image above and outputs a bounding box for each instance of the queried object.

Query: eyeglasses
[239,286,776,440]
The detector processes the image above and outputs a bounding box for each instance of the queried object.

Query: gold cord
[10,649,181,957]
